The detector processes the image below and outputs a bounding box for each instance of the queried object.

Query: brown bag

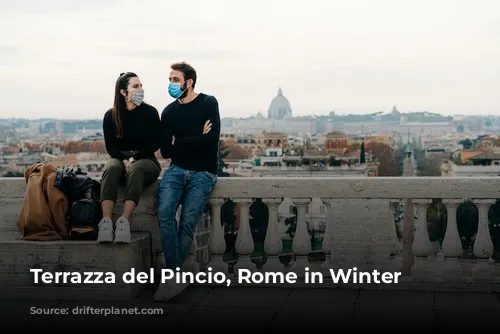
[17,163,69,241]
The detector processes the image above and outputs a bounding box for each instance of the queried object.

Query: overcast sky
[0,0,499,119]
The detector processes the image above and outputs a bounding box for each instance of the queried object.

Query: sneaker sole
[153,284,171,302]
[114,231,131,244]
[97,233,114,243]
[163,284,188,301]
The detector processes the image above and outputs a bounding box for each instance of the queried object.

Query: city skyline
[0,106,497,121]
[0,0,499,119]
[1,106,497,122]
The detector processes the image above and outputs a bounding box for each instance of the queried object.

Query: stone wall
[0,178,211,271]
[3,176,498,272]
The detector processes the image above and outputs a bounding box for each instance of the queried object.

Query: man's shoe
[96,217,114,243]
[114,217,131,243]
[155,281,189,302]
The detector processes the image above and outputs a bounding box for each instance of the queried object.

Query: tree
[226,143,250,160]
[491,137,500,147]
[457,200,478,251]
[459,139,473,150]
[221,201,236,254]
[328,156,341,166]
[360,142,366,164]
[285,207,297,239]
[415,151,445,176]
[218,140,230,177]
[426,200,446,242]
[250,199,268,243]
[395,146,406,176]
[418,157,443,176]
[452,154,462,165]
[456,124,465,133]
[347,142,361,151]
[365,142,398,176]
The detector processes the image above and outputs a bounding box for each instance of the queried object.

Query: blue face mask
[168,81,188,99]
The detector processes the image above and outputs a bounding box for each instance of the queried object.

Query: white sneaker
[153,282,172,302]
[114,217,131,243]
[96,217,114,243]
[154,281,189,302]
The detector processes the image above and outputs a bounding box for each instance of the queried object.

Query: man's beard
[179,83,188,99]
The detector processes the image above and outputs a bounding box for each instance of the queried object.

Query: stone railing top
[452,164,500,171]
[1,176,500,200]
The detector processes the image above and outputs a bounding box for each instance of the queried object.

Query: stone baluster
[291,198,311,278]
[182,228,199,274]
[234,198,255,273]
[208,198,227,273]
[388,200,401,260]
[441,199,463,281]
[321,199,333,270]
[262,198,283,272]
[411,199,433,281]
[472,199,495,281]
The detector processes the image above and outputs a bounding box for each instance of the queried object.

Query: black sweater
[160,93,220,175]
[103,103,161,161]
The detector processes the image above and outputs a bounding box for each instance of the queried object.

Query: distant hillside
[222,111,453,123]
[0,118,102,133]
[316,112,451,123]
[0,111,482,127]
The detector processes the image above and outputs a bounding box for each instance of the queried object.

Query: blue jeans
[157,165,218,269]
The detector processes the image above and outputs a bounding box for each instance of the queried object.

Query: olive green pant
[100,158,161,205]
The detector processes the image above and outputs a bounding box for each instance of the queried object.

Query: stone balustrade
[205,177,500,288]
[2,176,500,298]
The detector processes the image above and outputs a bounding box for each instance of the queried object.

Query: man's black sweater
[160,93,220,175]
[103,103,161,161]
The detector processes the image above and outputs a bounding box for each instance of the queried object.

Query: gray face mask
[129,89,144,106]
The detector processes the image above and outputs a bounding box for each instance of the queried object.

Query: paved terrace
[3,176,500,327]
[1,287,500,328]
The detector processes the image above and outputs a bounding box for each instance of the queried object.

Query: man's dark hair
[171,62,197,89]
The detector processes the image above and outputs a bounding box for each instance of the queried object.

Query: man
[154,62,220,301]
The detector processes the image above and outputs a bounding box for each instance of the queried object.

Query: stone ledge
[195,279,500,293]
[0,232,151,300]
[2,176,500,199]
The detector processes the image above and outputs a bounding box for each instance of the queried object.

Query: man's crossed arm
[160,97,221,159]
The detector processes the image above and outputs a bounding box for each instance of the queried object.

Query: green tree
[415,151,443,176]
[328,156,341,166]
[360,141,366,164]
[459,138,473,149]
[218,140,229,177]
[457,200,478,251]
[365,142,399,176]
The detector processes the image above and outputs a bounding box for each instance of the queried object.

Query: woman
[98,72,161,244]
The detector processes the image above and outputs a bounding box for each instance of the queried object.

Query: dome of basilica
[267,88,292,119]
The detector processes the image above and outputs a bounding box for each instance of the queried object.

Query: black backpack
[68,179,102,240]
[54,166,103,240]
